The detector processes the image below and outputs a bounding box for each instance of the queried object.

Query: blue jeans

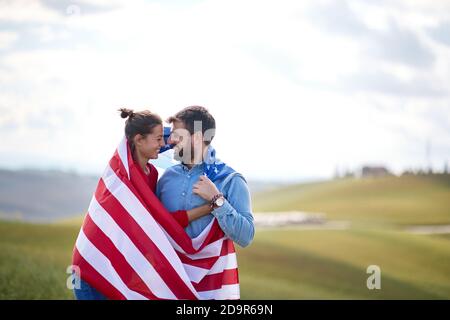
[73,277,107,300]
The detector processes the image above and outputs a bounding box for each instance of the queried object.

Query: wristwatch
[210,193,225,209]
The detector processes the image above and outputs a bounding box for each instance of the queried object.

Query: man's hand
[193,175,220,202]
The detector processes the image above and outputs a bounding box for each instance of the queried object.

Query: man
[157,106,254,248]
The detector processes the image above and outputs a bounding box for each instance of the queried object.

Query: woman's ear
[133,134,143,147]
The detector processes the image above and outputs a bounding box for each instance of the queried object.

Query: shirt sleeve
[170,210,189,228]
[211,175,255,248]
[156,175,162,199]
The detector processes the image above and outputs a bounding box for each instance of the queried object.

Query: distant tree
[344,169,355,178]
[401,169,414,176]
[361,166,392,178]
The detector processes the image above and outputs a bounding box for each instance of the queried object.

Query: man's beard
[173,146,202,165]
[174,148,184,161]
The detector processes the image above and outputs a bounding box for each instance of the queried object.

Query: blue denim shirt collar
[180,145,235,182]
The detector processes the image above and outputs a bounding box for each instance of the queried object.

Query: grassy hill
[237,228,450,299]
[0,168,277,223]
[252,174,450,226]
[0,175,449,299]
[0,169,98,222]
[0,220,77,299]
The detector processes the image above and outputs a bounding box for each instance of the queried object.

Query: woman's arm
[186,204,212,223]
[171,204,212,228]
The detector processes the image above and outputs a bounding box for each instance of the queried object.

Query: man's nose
[168,134,178,145]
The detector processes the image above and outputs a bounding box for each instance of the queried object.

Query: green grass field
[253,175,450,226]
[1,175,449,299]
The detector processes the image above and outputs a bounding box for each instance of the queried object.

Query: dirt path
[253,212,450,235]
[404,225,450,235]
[253,211,351,231]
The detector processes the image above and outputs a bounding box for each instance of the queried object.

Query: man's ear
[193,131,203,145]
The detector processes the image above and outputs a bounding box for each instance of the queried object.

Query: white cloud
[0,0,449,180]
[0,0,61,23]
[0,31,18,49]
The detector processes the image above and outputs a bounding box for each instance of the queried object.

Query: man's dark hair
[167,106,216,145]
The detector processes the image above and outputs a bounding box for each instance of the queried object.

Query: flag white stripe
[117,137,130,179]
[182,264,206,284]
[102,165,199,297]
[75,137,240,299]
[183,253,238,283]
[88,196,177,299]
[197,284,240,300]
[161,217,215,254]
[191,218,216,250]
[184,238,226,260]
[164,230,226,260]
[75,229,146,300]
[209,253,238,275]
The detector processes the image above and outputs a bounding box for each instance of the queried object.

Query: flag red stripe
[110,151,196,250]
[95,178,198,300]
[111,150,226,254]
[72,139,240,300]
[73,248,126,300]
[193,268,239,292]
[82,214,159,299]
[177,239,236,269]
[194,220,228,251]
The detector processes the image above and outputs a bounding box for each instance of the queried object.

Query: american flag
[72,137,239,300]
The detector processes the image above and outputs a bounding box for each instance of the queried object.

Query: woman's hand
[193,175,220,202]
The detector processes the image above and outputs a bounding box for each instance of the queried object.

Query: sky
[0,0,449,182]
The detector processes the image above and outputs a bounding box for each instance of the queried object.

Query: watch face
[215,197,225,207]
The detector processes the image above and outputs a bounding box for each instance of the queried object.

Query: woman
[73,108,212,300]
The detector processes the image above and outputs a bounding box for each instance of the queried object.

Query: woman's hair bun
[119,108,134,119]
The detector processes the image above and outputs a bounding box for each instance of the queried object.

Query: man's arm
[211,175,255,247]
[193,174,255,247]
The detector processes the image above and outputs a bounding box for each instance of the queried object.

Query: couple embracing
[72,106,254,300]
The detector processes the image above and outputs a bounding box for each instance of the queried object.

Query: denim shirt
[156,147,255,248]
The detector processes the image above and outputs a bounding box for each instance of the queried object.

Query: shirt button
[182,192,186,196]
